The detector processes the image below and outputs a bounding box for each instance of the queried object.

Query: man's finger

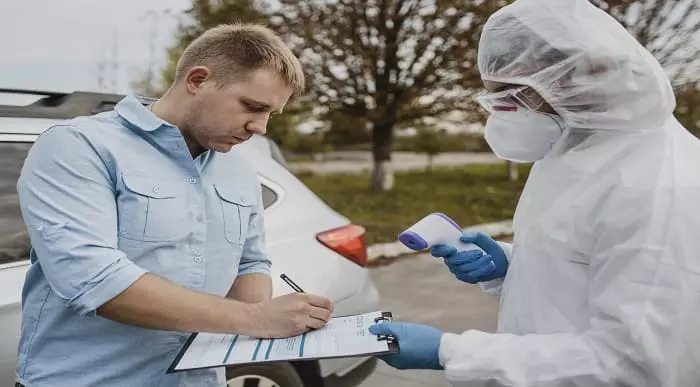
[459,231,501,255]
[368,323,393,336]
[304,294,334,311]
[450,254,494,273]
[309,305,332,323]
[306,316,327,330]
[468,261,497,279]
[430,244,457,258]
[445,249,483,265]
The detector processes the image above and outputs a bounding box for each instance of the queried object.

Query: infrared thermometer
[398,212,483,252]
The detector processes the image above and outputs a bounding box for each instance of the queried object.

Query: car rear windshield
[0,142,31,265]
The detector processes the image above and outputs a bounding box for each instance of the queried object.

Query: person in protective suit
[368,0,700,386]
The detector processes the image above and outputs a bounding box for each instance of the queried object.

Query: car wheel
[226,363,305,387]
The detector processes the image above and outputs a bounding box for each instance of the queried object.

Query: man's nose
[246,116,269,135]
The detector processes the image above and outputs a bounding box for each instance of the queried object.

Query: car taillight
[316,224,368,266]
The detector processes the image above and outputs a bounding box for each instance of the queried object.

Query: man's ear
[184,66,212,95]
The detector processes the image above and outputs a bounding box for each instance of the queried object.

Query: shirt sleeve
[237,181,272,276]
[17,125,147,316]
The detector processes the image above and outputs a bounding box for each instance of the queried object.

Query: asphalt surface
[358,253,500,386]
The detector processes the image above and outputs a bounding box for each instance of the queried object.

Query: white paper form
[169,310,397,372]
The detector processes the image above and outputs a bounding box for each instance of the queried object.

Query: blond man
[15,24,332,387]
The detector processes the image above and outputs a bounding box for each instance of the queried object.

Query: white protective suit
[438,0,700,386]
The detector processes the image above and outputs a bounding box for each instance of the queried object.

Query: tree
[674,83,700,136]
[412,127,446,172]
[591,0,700,86]
[269,0,507,191]
[292,130,331,160]
[321,110,371,148]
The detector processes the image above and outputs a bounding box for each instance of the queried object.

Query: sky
[0,0,192,95]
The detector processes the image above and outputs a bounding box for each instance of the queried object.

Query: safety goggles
[475,86,546,113]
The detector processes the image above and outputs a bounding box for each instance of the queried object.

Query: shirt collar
[115,95,172,132]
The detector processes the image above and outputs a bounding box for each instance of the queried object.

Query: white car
[0,89,381,387]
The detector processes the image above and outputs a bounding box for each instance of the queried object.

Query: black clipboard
[166,311,399,373]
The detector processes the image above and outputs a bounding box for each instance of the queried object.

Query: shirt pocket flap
[122,174,178,199]
[214,184,255,207]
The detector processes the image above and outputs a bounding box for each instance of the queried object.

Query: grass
[297,163,532,245]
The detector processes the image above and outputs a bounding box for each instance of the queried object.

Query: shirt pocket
[118,174,189,242]
[214,184,255,245]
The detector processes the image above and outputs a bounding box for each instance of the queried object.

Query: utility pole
[96,55,107,92]
[139,9,171,96]
[95,29,120,93]
[111,27,119,93]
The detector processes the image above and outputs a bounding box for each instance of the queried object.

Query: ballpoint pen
[280,273,305,293]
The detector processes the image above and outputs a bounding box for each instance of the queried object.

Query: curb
[366,220,513,265]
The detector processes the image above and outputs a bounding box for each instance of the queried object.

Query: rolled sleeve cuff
[238,259,272,277]
[68,258,148,316]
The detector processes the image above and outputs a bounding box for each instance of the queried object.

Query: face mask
[483,109,564,163]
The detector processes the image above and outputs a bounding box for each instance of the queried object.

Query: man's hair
[174,23,305,95]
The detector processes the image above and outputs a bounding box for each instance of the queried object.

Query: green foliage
[266,114,299,150]
[297,163,531,244]
[289,131,331,156]
[413,128,445,158]
[322,110,371,147]
[411,127,447,171]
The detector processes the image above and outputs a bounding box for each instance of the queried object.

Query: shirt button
[152,187,160,193]
[196,215,204,223]
[188,177,197,184]
[193,256,202,263]
[240,196,247,204]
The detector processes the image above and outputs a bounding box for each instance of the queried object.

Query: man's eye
[243,101,264,112]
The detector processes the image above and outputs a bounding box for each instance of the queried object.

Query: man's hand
[244,293,334,338]
[369,322,444,370]
[430,231,508,284]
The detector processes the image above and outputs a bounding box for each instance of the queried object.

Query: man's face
[181,67,293,154]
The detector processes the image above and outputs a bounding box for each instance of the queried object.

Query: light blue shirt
[15,96,271,387]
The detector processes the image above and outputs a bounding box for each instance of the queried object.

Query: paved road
[358,253,500,386]
[290,152,501,174]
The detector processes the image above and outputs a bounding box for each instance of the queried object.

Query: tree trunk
[371,122,395,192]
[426,154,434,172]
[506,161,519,181]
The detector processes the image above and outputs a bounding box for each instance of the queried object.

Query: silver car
[0,89,381,387]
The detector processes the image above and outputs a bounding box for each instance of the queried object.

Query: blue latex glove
[430,231,508,284]
[368,322,443,370]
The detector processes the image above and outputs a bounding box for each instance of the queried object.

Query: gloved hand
[368,322,443,370]
[430,231,508,284]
